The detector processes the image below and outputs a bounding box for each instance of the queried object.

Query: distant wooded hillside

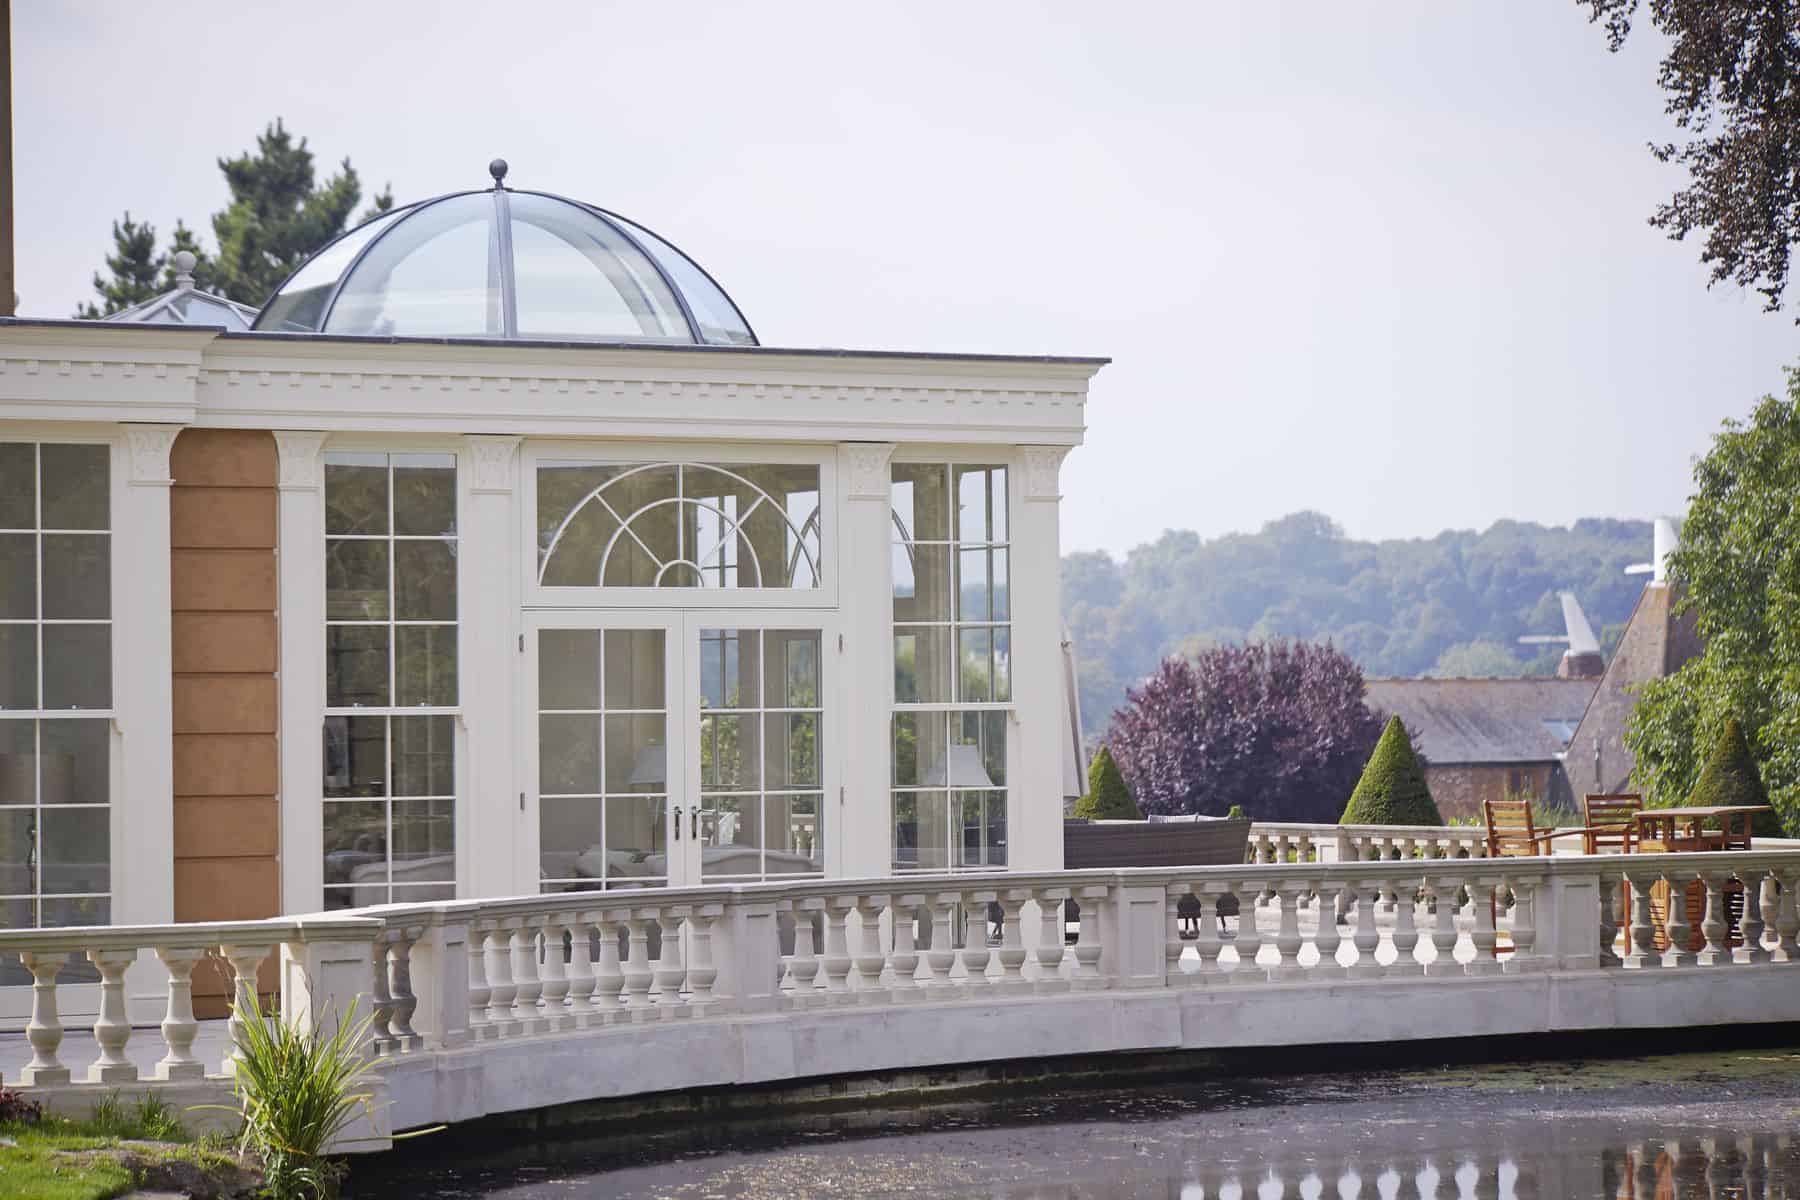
[1064,512,1651,746]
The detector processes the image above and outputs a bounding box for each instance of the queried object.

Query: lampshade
[627,743,666,787]
[922,742,996,789]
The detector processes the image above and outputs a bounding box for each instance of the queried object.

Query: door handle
[673,805,683,841]
[691,807,699,839]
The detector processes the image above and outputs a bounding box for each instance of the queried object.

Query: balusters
[485,920,521,1035]
[1033,887,1070,994]
[1696,873,1732,967]
[1425,875,1461,976]
[853,895,890,1004]
[20,951,70,1085]
[1349,880,1382,978]
[221,943,273,1075]
[592,910,626,1023]
[369,940,397,1054]
[622,913,656,1020]
[687,903,720,1014]
[565,915,599,1027]
[467,926,493,1039]
[511,922,547,1035]
[1272,881,1305,981]
[538,919,571,1031]
[86,948,137,1083]
[822,897,855,1002]
[1737,870,1769,964]
[1505,877,1538,974]
[1465,878,1500,976]
[959,890,995,989]
[1071,885,1107,990]
[788,898,824,1007]
[389,928,421,1049]
[1307,880,1343,979]
[1598,875,1623,967]
[1662,874,1696,968]
[1193,886,1224,983]
[1165,882,1190,986]
[1231,881,1265,983]
[653,906,689,1019]
[1772,869,1800,963]
[892,894,926,1000]
[1391,881,1422,976]
[926,893,959,991]
[1624,875,1661,969]
[153,946,206,1080]
[996,890,1031,994]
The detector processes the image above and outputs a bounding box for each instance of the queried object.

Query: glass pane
[323,800,387,897]
[326,625,389,708]
[604,715,666,794]
[955,710,1007,788]
[953,465,1006,543]
[538,630,600,710]
[605,795,667,880]
[325,193,502,338]
[993,627,1012,703]
[0,721,33,804]
[600,467,680,587]
[992,548,1010,620]
[0,534,34,617]
[957,790,1007,868]
[767,794,822,874]
[0,625,34,709]
[604,630,665,710]
[894,626,951,705]
[392,882,455,904]
[40,534,108,620]
[957,627,994,703]
[699,713,757,791]
[698,627,743,710]
[395,541,456,620]
[891,711,932,788]
[510,196,691,342]
[541,795,602,883]
[323,886,363,912]
[700,795,761,878]
[326,540,389,620]
[893,790,948,871]
[40,445,109,531]
[0,444,34,528]
[258,208,408,333]
[392,454,457,536]
[393,715,454,796]
[392,798,455,884]
[765,713,818,790]
[893,544,950,622]
[395,626,457,707]
[539,715,599,795]
[765,631,820,708]
[0,809,33,894]
[957,547,993,623]
[611,215,757,345]
[536,462,620,583]
[325,454,389,536]
[324,715,386,798]
[39,806,107,894]
[40,720,107,805]
[42,625,109,709]
[990,466,1008,543]
[891,463,949,542]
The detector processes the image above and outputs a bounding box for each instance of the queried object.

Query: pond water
[345,1046,1800,1198]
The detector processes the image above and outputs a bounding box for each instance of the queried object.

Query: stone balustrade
[1248,821,1490,864]
[3,847,1800,1149]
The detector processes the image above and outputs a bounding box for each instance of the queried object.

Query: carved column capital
[1020,446,1069,503]
[273,431,330,491]
[465,435,524,494]
[841,442,896,500]
[122,424,183,487]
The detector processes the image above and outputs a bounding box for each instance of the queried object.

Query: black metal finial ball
[488,158,509,186]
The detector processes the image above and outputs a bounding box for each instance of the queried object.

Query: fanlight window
[538,462,822,589]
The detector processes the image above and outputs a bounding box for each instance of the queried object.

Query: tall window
[537,462,821,589]
[890,463,1009,871]
[0,442,113,937]
[322,452,457,909]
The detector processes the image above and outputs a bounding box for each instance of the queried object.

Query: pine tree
[1687,718,1782,838]
[1341,715,1443,826]
[73,213,163,318]
[1074,745,1141,820]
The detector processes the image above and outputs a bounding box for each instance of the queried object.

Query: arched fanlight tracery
[538,461,822,590]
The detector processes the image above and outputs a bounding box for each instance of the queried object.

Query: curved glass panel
[324,194,502,337]
[611,214,756,346]
[257,208,409,332]
[510,194,692,343]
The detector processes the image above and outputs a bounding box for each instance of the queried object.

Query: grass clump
[0,1091,247,1200]
[1341,715,1443,827]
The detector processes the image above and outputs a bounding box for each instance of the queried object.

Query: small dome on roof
[254,165,757,346]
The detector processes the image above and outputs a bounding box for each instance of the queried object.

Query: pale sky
[14,2,1797,556]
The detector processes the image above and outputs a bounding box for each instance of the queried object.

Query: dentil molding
[841,442,896,500]
[273,431,330,491]
[122,424,183,486]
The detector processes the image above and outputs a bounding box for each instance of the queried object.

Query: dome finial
[488,158,509,188]
[172,250,197,289]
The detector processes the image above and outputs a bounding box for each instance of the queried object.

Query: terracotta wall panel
[172,612,278,674]
[171,487,277,549]
[171,428,278,488]
[170,550,277,611]
[174,676,277,734]
[174,796,279,859]
[174,858,280,923]
[173,733,279,797]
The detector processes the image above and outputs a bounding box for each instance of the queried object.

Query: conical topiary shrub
[1340,715,1443,826]
[1688,718,1782,838]
[1074,745,1141,820]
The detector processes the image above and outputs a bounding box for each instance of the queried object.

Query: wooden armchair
[1581,793,1642,854]
[1483,797,1564,858]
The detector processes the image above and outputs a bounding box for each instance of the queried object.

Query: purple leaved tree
[1108,640,1386,821]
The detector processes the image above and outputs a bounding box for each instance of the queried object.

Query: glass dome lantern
[254,161,757,346]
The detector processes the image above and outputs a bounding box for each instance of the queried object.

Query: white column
[113,425,181,928]
[463,436,523,897]
[1010,446,1070,871]
[275,431,328,915]
[836,442,896,878]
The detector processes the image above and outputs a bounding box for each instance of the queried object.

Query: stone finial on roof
[172,251,197,290]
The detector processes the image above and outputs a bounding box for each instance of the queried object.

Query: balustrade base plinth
[23,1066,72,1087]
[87,1063,139,1085]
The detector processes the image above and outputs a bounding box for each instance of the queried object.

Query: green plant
[0,1088,43,1125]
[1225,804,1246,821]
[1685,717,1783,837]
[1073,745,1141,820]
[1340,716,1443,826]
[222,1000,380,1200]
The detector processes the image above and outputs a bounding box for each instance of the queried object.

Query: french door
[530,611,832,890]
